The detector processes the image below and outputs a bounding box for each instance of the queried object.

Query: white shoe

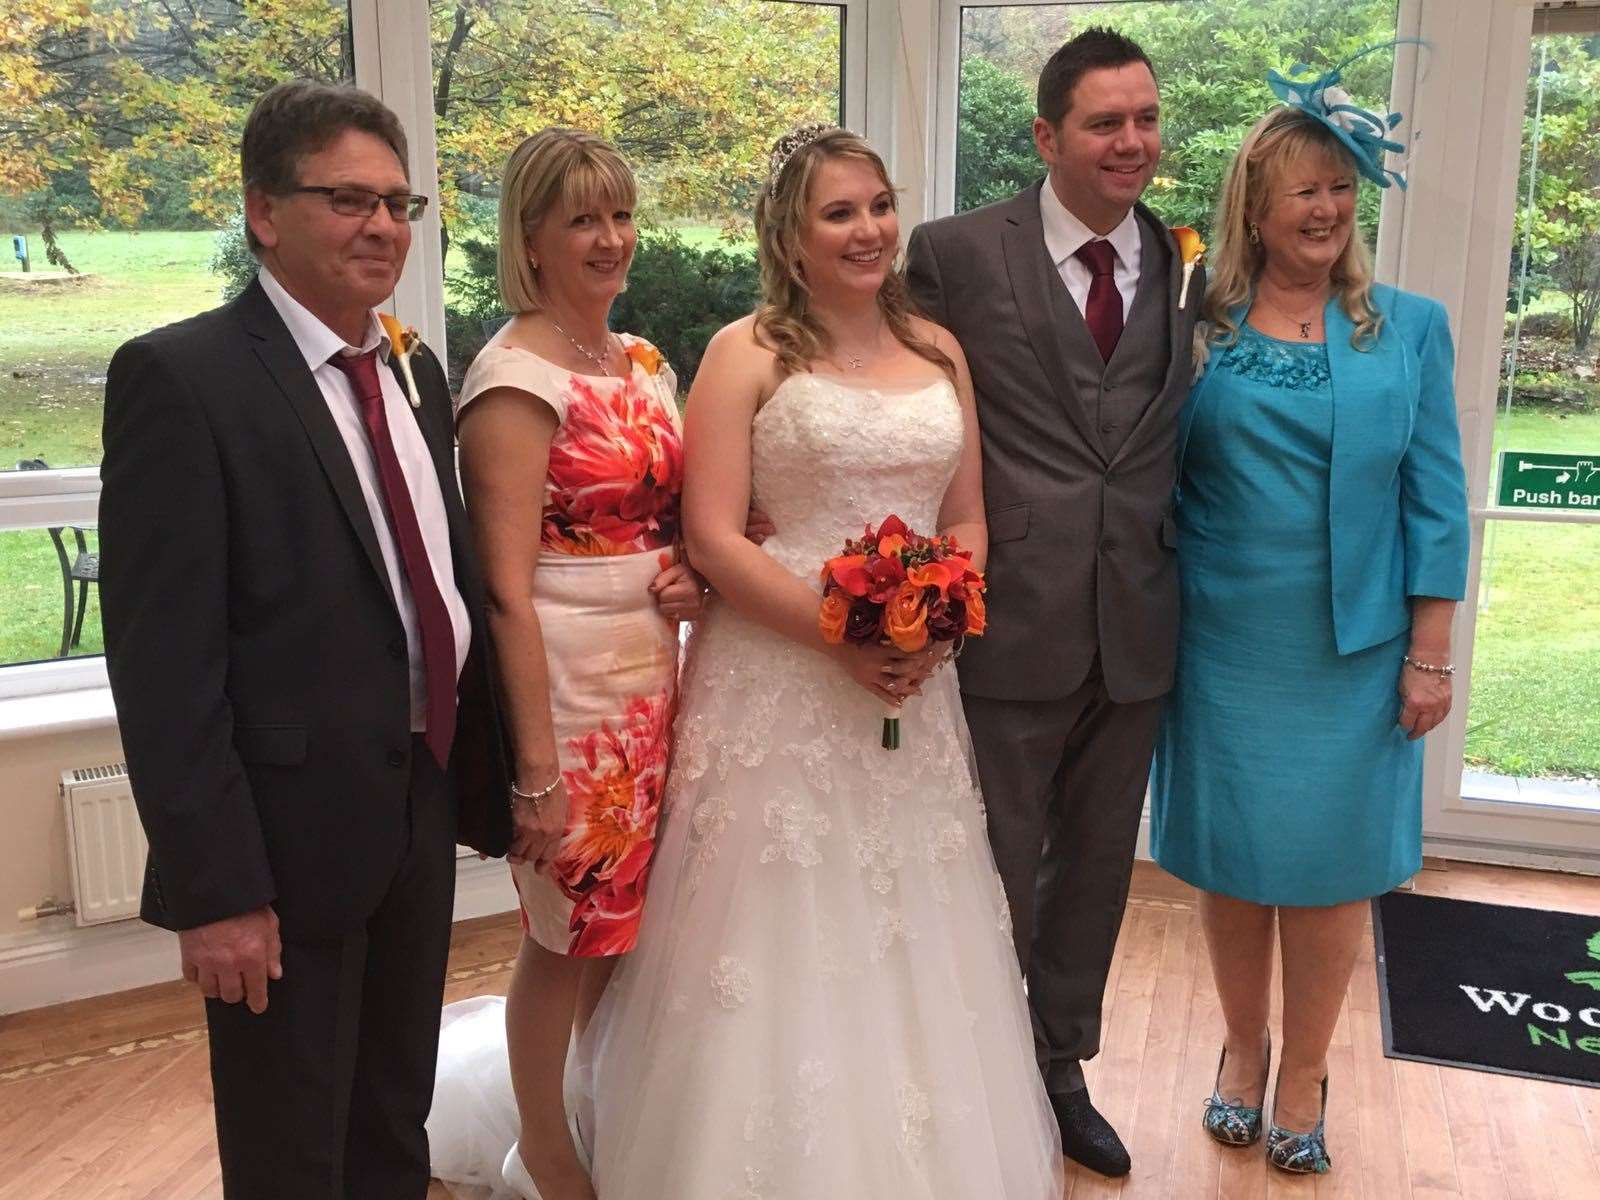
[501,1141,543,1200]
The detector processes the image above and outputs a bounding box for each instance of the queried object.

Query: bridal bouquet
[817,514,987,749]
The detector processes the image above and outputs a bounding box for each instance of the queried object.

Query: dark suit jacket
[906,184,1206,705]
[100,278,511,936]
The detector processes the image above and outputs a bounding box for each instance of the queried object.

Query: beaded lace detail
[1222,325,1331,390]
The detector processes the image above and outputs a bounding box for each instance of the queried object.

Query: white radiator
[59,763,147,926]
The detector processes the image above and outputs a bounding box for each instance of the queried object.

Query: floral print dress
[457,335,682,956]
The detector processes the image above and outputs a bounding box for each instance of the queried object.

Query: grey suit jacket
[906,182,1206,704]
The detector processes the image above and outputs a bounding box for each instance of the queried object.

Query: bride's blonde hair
[753,128,953,380]
[1205,106,1382,350]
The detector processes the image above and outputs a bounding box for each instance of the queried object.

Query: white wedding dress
[430,373,1063,1199]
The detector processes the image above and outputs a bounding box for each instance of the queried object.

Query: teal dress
[1150,324,1422,907]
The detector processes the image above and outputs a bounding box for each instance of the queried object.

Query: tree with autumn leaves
[1,0,840,264]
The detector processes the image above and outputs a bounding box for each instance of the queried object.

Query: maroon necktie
[328,349,457,768]
[1074,239,1124,362]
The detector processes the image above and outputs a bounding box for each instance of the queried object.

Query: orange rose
[625,341,665,375]
[885,581,930,652]
[818,591,850,644]
[964,589,987,636]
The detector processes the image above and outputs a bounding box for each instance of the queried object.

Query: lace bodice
[750,373,963,577]
[1221,324,1331,390]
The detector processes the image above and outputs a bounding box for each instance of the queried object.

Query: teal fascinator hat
[1267,42,1415,189]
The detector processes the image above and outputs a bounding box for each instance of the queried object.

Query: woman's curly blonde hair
[753,127,953,380]
[1204,106,1383,350]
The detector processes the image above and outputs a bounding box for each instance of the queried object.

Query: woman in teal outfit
[1149,76,1469,1176]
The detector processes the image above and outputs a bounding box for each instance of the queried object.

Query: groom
[907,28,1203,1177]
[99,81,509,1198]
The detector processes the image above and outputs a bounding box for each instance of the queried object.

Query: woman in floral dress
[449,128,700,1200]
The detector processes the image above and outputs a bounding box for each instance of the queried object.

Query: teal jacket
[1176,283,1470,655]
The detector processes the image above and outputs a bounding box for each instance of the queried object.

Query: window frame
[0,0,870,699]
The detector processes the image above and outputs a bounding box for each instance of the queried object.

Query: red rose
[844,598,883,645]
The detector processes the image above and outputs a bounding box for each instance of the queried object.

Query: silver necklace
[550,318,615,376]
[835,318,886,369]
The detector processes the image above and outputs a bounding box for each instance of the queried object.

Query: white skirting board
[0,853,520,1017]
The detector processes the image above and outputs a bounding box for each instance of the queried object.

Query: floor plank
[4,860,1600,1198]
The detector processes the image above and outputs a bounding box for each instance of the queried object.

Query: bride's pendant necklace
[550,317,615,376]
[836,315,887,370]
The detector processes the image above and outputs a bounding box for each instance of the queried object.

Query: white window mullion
[352,0,449,364]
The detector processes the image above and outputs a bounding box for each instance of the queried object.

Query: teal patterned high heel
[1267,1074,1332,1174]
[1202,1034,1270,1146]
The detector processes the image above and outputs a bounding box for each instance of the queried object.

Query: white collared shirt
[258,268,470,730]
[1039,181,1142,319]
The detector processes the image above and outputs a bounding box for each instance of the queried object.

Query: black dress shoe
[1049,1088,1131,1178]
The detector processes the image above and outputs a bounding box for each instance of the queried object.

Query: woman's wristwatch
[1402,654,1455,678]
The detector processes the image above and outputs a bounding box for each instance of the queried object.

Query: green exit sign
[1498,451,1600,510]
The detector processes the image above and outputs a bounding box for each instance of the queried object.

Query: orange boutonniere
[377,312,424,408]
[1170,227,1206,310]
[624,340,664,376]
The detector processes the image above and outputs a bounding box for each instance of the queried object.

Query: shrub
[610,232,759,387]
[1511,309,1575,342]
[211,211,257,302]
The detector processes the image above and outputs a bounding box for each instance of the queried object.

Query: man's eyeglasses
[292,186,429,222]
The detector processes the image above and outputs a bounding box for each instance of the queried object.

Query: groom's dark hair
[1037,28,1156,126]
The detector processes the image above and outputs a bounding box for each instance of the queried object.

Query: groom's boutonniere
[378,312,424,409]
[1171,226,1206,310]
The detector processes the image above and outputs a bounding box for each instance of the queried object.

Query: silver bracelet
[509,776,560,811]
[1402,655,1455,678]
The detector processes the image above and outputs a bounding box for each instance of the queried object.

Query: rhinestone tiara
[766,122,847,197]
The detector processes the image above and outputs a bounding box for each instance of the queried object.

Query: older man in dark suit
[907,28,1204,1178]
[99,80,509,1199]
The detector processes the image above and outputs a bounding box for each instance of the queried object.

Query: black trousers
[205,738,457,1200]
[963,670,1164,1097]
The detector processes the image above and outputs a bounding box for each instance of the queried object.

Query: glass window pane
[1464,521,1599,793]
[0,3,354,475]
[1467,26,1600,809]
[430,0,844,390]
[0,2,353,670]
[955,0,1400,243]
[0,526,103,667]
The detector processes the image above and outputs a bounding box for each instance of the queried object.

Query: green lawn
[1,228,1596,778]
[1466,406,1600,779]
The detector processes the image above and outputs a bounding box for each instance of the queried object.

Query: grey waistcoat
[1060,221,1172,461]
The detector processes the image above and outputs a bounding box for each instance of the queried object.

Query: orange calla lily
[1170,227,1206,309]
[378,313,423,407]
[1170,226,1206,264]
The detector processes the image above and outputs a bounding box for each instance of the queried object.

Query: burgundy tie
[1074,239,1124,363]
[328,349,457,768]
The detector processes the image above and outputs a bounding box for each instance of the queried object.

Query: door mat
[1373,890,1600,1088]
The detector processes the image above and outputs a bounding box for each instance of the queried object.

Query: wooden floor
[4,859,1600,1199]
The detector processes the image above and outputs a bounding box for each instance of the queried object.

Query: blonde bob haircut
[1205,106,1382,350]
[496,127,638,314]
[753,128,954,380]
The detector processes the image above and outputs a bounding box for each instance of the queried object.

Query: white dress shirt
[1039,181,1142,320]
[258,268,471,731]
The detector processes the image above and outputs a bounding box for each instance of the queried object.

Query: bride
[431,125,1063,1199]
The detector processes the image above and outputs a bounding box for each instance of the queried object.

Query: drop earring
[1248,224,1260,245]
